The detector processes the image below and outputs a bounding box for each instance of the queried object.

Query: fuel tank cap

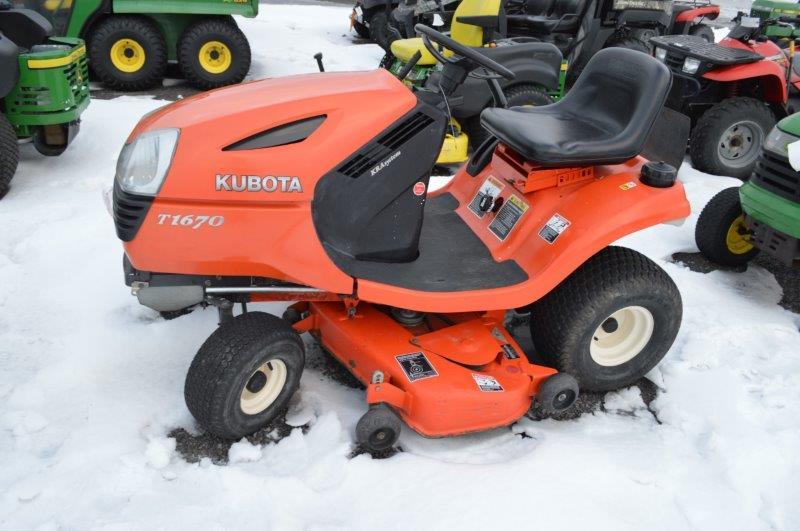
[640,161,677,188]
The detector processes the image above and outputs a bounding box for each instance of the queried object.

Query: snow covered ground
[1,4,799,530]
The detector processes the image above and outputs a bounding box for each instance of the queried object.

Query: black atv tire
[178,18,251,90]
[689,97,775,179]
[464,84,553,150]
[529,246,682,392]
[369,11,394,51]
[184,311,305,439]
[689,24,715,43]
[0,113,18,200]
[607,35,652,54]
[89,16,167,91]
[695,187,759,267]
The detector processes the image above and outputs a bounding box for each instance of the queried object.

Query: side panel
[112,0,257,17]
[357,156,690,312]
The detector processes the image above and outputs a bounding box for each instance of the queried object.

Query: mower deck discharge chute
[114,26,689,451]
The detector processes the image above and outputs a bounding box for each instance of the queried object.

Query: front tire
[530,247,682,391]
[695,187,759,267]
[689,24,715,43]
[689,97,775,179]
[89,16,167,91]
[0,113,18,200]
[464,84,553,150]
[184,312,305,439]
[178,18,251,90]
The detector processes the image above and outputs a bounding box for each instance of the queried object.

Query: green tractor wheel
[695,187,759,267]
[178,18,251,90]
[0,113,19,200]
[89,16,167,91]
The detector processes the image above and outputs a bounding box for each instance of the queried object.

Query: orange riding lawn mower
[114,26,691,452]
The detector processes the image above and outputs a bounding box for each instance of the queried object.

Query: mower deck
[296,301,556,437]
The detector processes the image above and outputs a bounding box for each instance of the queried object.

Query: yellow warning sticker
[619,181,638,191]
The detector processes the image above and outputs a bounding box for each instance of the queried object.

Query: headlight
[655,47,667,62]
[763,126,797,156]
[115,128,179,196]
[682,57,701,74]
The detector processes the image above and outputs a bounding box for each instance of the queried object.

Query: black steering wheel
[415,24,516,81]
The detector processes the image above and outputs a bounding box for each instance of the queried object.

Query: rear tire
[184,312,305,439]
[530,247,682,392]
[89,16,167,91]
[353,20,370,39]
[689,97,775,179]
[178,18,251,90]
[464,84,553,150]
[689,24,715,43]
[695,187,759,267]
[0,113,18,200]
[369,11,393,51]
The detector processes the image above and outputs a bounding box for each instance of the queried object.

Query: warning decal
[489,194,528,241]
[468,176,505,218]
[539,213,571,244]
[472,373,503,392]
[619,181,637,191]
[396,352,438,382]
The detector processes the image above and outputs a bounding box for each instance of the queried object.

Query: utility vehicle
[505,0,719,76]
[652,15,800,179]
[1,4,89,198]
[385,0,565,163]
[750,0,800,39]
[113,25,690,451]
[696,113,800,268]
[16,0,256,90]
[351,0,459,49]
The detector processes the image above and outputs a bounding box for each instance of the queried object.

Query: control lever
[397,51,422,81]
[314,52,325,72]
[488,77,508,108]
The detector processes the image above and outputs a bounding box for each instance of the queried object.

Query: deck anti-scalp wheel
[184,311,304,439]
[695,187,759,267]
[356,404,401,453]
[534,373,579,416]
[178,18,251,90]
[89,16,167,91]
[0,113,18,200]
[530,246,682,392]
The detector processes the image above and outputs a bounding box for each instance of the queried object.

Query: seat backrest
[525,0,555,15]
[0,8,52,49]
[551,0,587,17]
[451,0,502,46]
[561,47,671,145]
[0,31,20,99]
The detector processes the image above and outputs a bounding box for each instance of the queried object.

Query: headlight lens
[682,57,701,74]
[115,128,179,196]
[655,47,667,62]
[763,126,797,156]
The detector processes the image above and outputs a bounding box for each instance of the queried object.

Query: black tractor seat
[0,8,51,50]
[480,47,672,167]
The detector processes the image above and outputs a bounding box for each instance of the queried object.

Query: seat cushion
[390,37,437,65]
[480,47,672,167]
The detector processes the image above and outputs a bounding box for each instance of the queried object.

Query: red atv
[651,15,800,178]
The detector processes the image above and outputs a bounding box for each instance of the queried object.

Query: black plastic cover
[0,8,52,49]
[113,180,154,242]
[0,32,19,99]
[651,35,763,66]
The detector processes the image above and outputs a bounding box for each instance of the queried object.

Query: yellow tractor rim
[198,41,232,74]
[110,38,146,73]
[726,214,755,255]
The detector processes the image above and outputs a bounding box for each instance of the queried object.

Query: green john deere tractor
[1,3,90,199]
[750,0,800,38]
[15,0,257,90]
[695,113,800,269]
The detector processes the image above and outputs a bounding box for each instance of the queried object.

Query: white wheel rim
[239,359,288,415]
[590,306,655,367]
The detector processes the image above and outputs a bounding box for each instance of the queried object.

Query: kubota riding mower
[696,113,800,268]
[114,25,690,450]
[1,3,89,199]
[651,15,800,179]
[15,0,255,90]
[505,0,719,78]
[385,0,565,163]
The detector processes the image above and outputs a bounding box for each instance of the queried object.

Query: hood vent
[337,111,434,178]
